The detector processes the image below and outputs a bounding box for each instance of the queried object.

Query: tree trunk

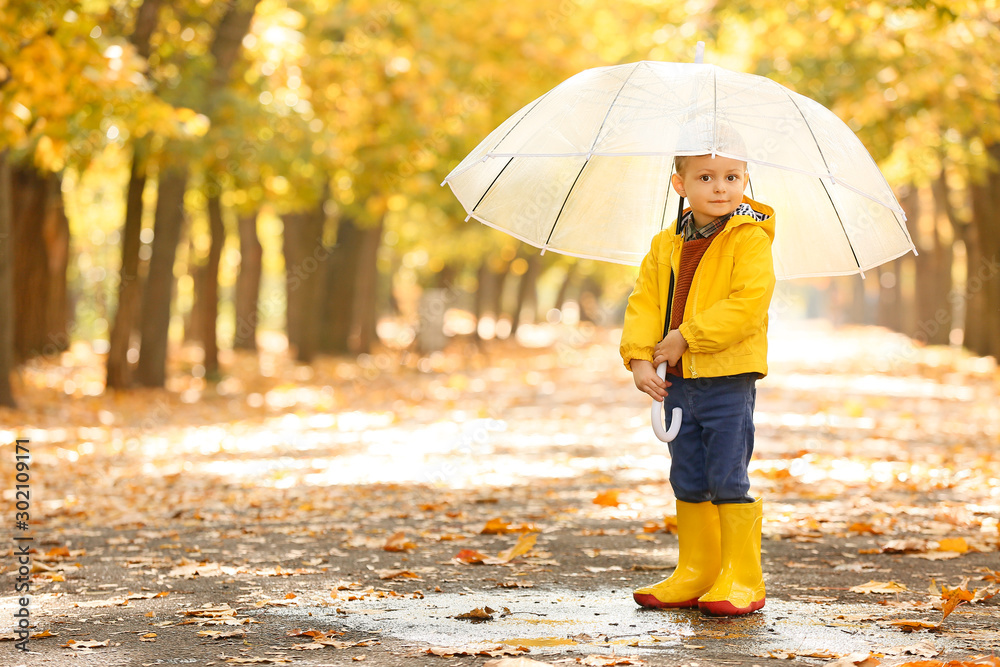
[11,163,69,360]
[136,165,189,387]
[578,275,605,324]
[0,151,16,407]
[282,205,326,362]
[847,275,867,324]
[233,209,262,350]
[510,254,541,337]
[353,217,383,354]
[875,261,902,333]
[911,177,955,345]
[106,0,161,389]
[43,172,71,352]
[960,218,987,354]
[106,143,148,389]
[324,217,384,355]
[134,0,257,385]
[968,151,1000,359]
[200,193,226,377]
[554,262,577,311]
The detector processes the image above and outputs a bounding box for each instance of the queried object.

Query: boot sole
[698,597,765,616]
[633,592,699,609]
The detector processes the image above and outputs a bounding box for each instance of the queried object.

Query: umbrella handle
[651,362,683,442]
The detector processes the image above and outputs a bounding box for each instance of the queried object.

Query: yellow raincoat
[620,196,776,379]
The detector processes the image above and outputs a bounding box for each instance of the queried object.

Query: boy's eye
[700,175,711,182]
[727,174,739,181]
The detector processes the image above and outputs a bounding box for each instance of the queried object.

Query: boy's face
[671,155,749,227]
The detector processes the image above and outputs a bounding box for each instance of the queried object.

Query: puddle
[262,588,990,656]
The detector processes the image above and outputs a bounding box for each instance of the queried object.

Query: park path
[1,319,999,665]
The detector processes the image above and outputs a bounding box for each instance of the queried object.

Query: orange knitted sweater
[664,233,720,377]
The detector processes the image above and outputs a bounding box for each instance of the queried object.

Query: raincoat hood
[722,196,775,243]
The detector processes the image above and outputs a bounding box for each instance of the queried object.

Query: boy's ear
[742,171,751,192]
[671,172,686,197]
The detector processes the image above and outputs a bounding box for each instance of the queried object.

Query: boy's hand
[631,359,671,402]
[653,329,689,368]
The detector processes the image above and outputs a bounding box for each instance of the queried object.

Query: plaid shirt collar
[680,210,732,241]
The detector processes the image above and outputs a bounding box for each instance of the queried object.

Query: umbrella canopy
[442,60,916,279]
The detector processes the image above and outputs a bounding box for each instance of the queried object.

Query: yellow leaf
[940,584,974,620]
[383,531,416,552]
[592,490,621,507]
[481,518,511,534]
[494,532,538,563]
[936,537,968,553]
[850,580,909,594]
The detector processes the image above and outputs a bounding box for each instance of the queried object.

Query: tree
[106,0,164,389]
[136,0,261,387]
[0,151,15,408]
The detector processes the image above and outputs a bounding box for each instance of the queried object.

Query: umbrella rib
[467,85,575,216]
[541,62,643,251]
[712,66,718,156]
[487,93,549,155]
[660,159,676,233]
[781,87,864,275]
[470,157,514,215]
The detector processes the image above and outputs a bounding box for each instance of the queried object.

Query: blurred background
[1,0,999,408]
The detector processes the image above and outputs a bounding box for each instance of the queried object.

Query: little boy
[620,153,775,616]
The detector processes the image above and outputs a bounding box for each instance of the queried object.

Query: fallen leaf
[74,597,129,608]
[482,518,512,534]
[426,646,528,658]
[936,537,968,553]
[491,532,538,563]
[383,531,416,552]
[592,490,622,507]
[454,548,488,564]
[61,639,110,649]
[849,522,883,535]
[940,584,975,620]
[581,655,647,666]
[826,652,880,667]
[197,629,247,639]
[220,657,292,664]
[378,569,421,580]
[286,629,331,638]
[883,640,940,658]
[880,539,932,554]
[850,580,909,594]
[483,658,555,667]
[887,620,940,632]
[167,560,234,578]
[453,606,495,621]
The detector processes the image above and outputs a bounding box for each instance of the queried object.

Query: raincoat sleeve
[620,234,664,371]
[679,227,775,354]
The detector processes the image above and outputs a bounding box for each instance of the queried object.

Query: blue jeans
[662,373,757,504]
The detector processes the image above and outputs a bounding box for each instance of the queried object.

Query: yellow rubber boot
[633,500,721,609]
[698,498,765,616]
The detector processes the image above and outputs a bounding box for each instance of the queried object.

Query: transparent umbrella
[442,51,916,440]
